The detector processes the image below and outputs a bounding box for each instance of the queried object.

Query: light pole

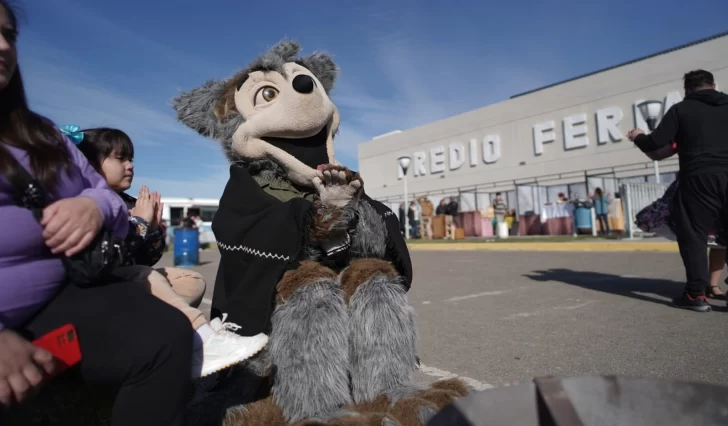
[637,100,664,184]
[398,156,412,240]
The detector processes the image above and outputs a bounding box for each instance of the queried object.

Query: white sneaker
[193,314,269,378]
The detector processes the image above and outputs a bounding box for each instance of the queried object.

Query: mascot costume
[172,40,471,426]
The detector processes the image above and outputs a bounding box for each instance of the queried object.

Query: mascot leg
[340,259,418,404]
[339,260,471,426]
[271,261,352,423]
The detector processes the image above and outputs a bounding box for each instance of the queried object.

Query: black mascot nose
[292,75,315,94]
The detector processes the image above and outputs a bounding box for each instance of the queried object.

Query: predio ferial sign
[397,90,683,180]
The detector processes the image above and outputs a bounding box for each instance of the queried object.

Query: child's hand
[134,186,155,224]
[150,192,163,231]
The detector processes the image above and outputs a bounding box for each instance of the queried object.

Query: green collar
[253,174,316,202]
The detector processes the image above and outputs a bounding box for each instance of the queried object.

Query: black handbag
[9,155,125,287]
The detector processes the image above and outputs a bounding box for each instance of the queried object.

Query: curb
[407,242,679,252]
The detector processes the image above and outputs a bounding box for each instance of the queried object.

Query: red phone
[32,324,82,376]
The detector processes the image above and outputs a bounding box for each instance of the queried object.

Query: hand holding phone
[0,329,56,406]
[32,324,82,376]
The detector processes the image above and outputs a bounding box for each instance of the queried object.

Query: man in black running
[628,69,728,312]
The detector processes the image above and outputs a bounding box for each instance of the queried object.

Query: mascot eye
[255,86,279,105]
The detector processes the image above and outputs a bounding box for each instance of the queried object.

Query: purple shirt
[0,133,129,331]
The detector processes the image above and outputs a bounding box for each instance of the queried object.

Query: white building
[161,197,219,243]
[161,197,219,226]
[358,31,728,215]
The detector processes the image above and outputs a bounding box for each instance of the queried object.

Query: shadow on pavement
[523,268,726,310]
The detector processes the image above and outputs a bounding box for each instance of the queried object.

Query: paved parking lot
[158,248,728,389]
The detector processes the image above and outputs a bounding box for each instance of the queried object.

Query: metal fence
[378,158,679,220]
[620,182,673,239]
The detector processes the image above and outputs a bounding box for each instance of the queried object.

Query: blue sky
[16,0,728,199]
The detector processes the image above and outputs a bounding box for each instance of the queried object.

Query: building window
[546,185,569,203]
[200,207,218,222]
[568,183,587,200]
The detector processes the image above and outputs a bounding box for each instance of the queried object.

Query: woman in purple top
[0,2,193,424]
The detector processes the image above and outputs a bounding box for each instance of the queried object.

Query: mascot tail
[270,262,352,423]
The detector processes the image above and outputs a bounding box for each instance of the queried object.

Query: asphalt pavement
[157,248,728,389]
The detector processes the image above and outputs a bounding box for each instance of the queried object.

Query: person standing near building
[493,192,508,227]
[436,199,448,215]
[418,197,434,239]
[419,197,434,218]
[447,196,459,215]
[628,69,728,312]
[408,200,421,239]
[591,188,612,236]
[446,196,460,228]
[398,202,406,235]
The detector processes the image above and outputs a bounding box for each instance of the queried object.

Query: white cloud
[38,0,214,78]
[19,0,222,152]
[23,52,193,148]
[329,25,553,163]
[17,6,227,198]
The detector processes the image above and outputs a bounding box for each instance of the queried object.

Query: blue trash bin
[174,228,199,267]
[574,205,593,231]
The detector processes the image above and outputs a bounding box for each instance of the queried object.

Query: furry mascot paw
[172,40,470,426]
[313,165,364,208]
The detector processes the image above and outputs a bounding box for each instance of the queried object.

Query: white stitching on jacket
[216,241,291,261]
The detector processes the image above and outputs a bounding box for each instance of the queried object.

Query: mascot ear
[246,40,302,72]
[268,39,302,62]
[172,79,241,142]
[299,52,338,94]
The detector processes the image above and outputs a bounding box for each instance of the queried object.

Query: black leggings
[671,173,728,297]
[596,214,610,234]
[21,280,194,426]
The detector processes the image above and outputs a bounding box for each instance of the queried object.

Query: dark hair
[76,128,134,172]
[495,192,502,196]
[595,187,603,197]
[683,69,714,93]
[0,0,71,195]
